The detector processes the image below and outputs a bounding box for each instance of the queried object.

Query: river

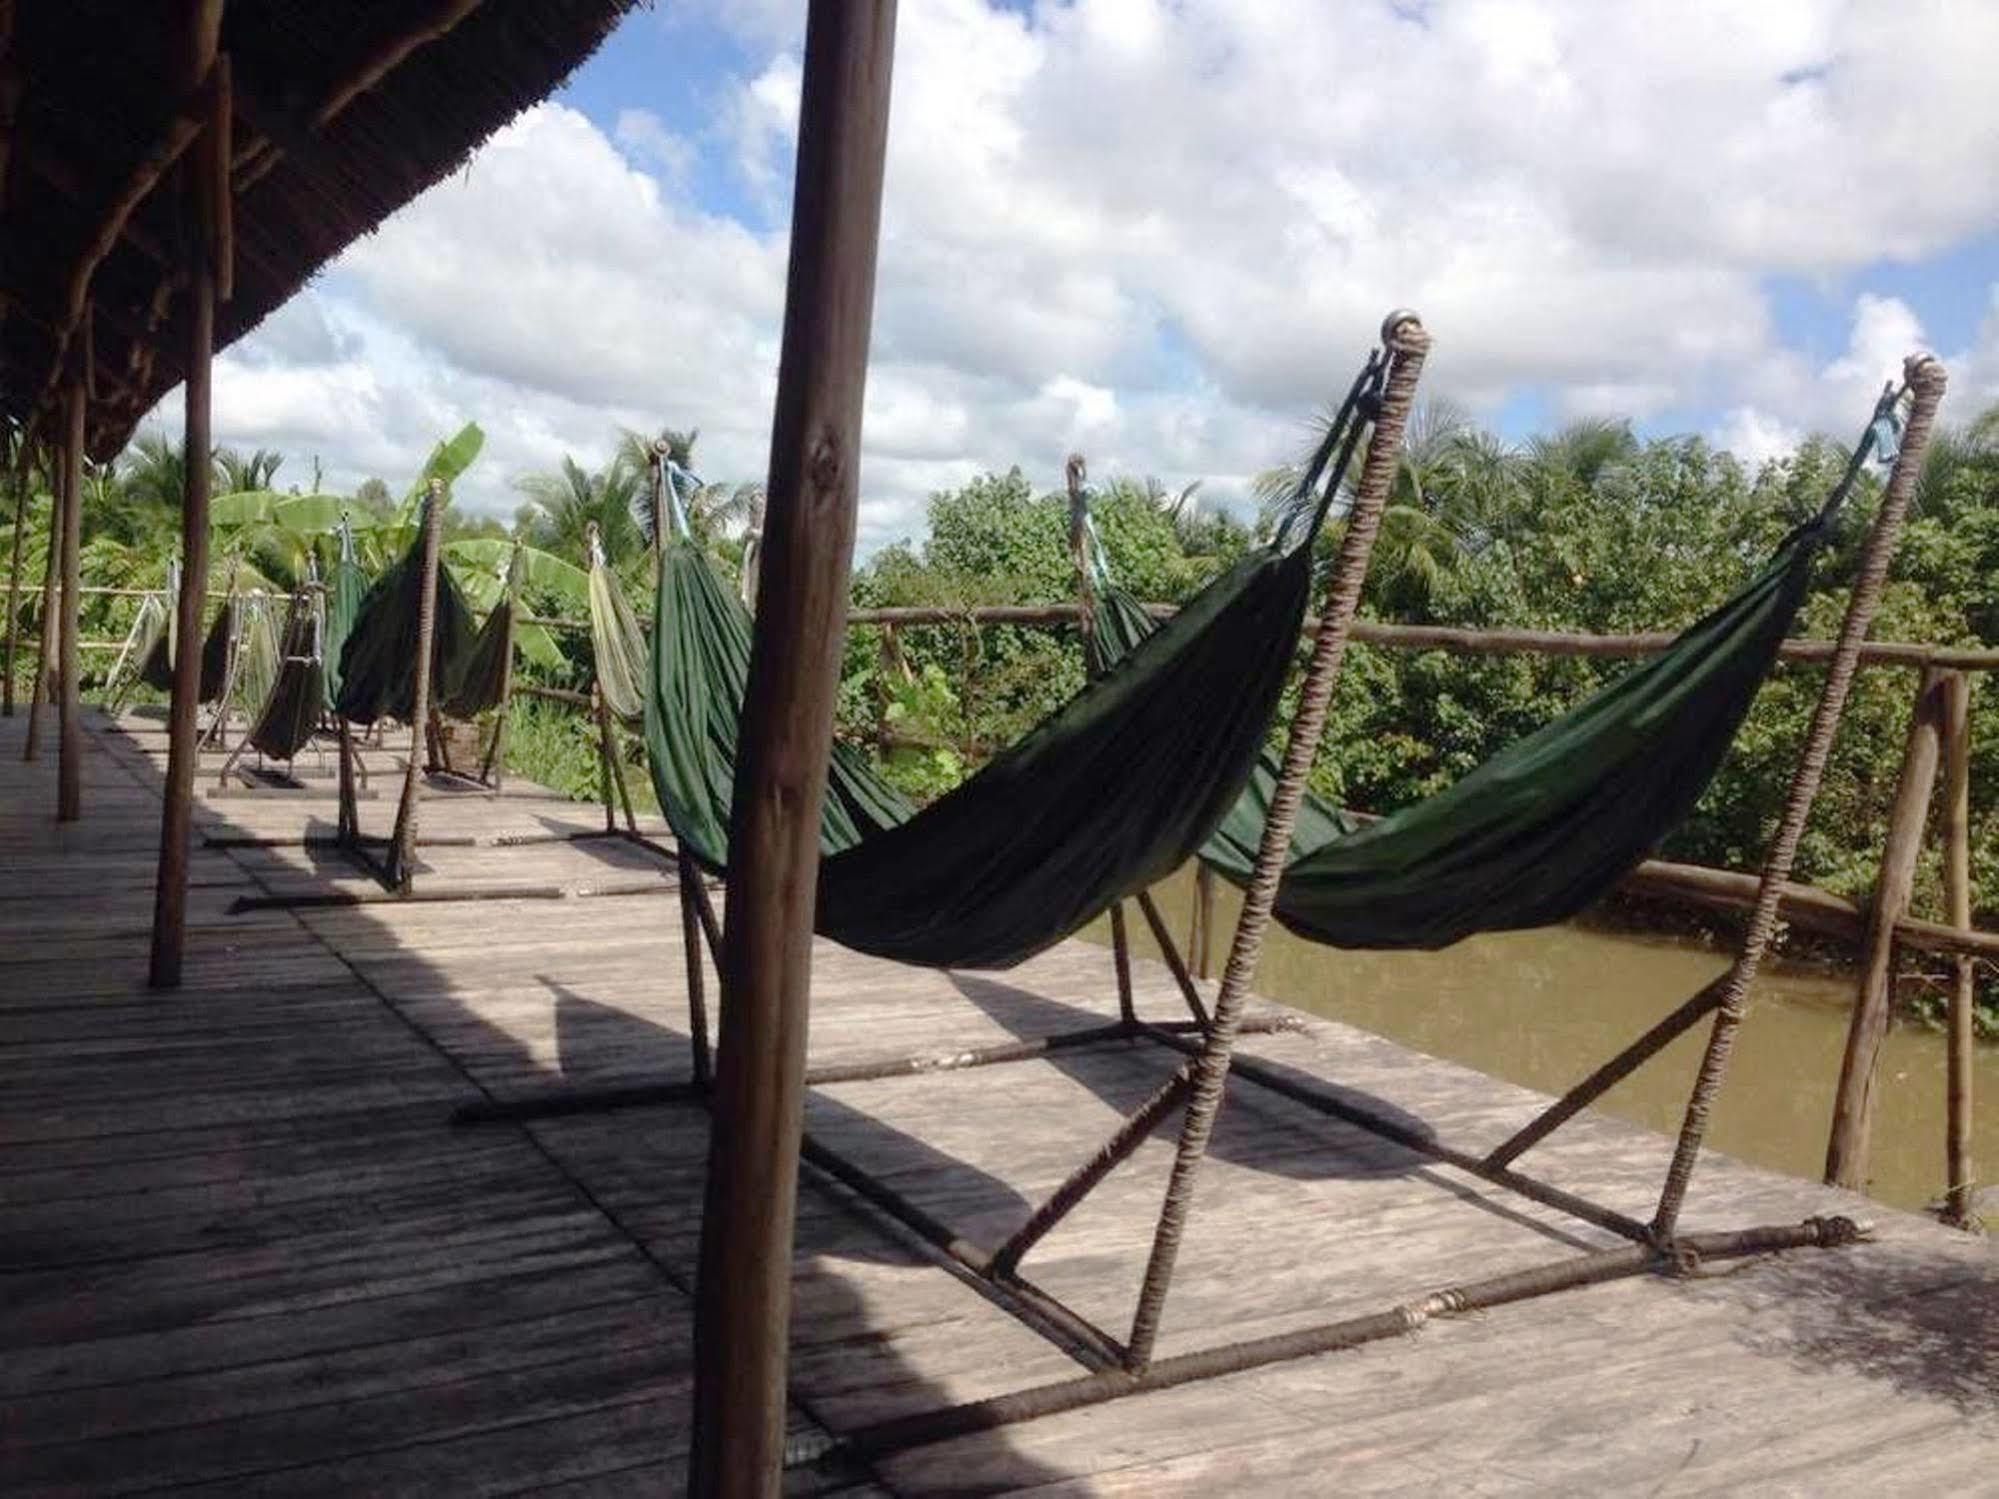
[1090,867,1995,1217]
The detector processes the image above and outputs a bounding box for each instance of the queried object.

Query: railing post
[1939,669,1977,1227]
[1826,666,1948,1188]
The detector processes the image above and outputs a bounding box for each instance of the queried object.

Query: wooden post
[4,423,36,716]
[148,3,224,989]
[687,4,897,1493]
[21,442,61,761]
[1939,670,1977,1227]
[56,373,85,820]
[1066,453,1096,671]
[384,481,444,895]
[1826,666,1948,1187]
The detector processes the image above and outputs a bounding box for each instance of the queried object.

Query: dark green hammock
[645,534,1319,969]
[322,546,368,711]
[247,590,325,761]
[442,598,514,719]
[1080,375,1906,952]
[641,359,1387,969]
[1096,521,1822,949]
[335,528,475,725]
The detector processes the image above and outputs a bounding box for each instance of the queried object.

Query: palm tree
[516,455,647,567]
[214,447,284,495]
[120,432,192,510]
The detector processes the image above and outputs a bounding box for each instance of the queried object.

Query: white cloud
[149,0,1999,555]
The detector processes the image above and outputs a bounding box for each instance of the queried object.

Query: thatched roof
[0,0,637,461]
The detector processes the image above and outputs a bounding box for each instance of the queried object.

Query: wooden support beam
[2,416,35,715]
[55,370,82,819]
[688,5,897,1494]
[20,430,59,760]
[1939,670,1977,1228]
[147,0,224,992]
[1825,666,1949,1188]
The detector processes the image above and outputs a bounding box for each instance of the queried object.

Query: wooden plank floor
[3,706,1996,1495]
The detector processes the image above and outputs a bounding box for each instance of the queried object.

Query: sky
[155,0,1999,556]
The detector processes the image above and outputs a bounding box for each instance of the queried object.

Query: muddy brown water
[1088,867,1997,1216]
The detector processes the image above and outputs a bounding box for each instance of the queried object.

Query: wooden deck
[3,706,1996,1495]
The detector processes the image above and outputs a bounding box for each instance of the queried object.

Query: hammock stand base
[448,888,1863,1458]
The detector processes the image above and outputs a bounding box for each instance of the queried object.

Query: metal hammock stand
[463,323,1945,1463]
[214,572,335,788]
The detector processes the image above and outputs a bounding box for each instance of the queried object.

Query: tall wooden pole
[4,422,37,716]
[56,373,85,820]
[1939,670,1977,1227]
[21,438,61,761]
[687,4,897,1492]
[1825,666,1947,1187]
[148,0,225,990]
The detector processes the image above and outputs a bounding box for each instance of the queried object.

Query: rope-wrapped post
[1124,313,1431,1368]
[385,480,445,895]
[1653,353,1947,1241]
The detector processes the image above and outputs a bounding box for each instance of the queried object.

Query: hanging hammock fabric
[639,359,1385,969]
[442,598,514,719]
[106,593,169,709]
[321,547,368,711]
[248,590,325,761]
[589,555,648,725]
[197,599,235,703]
[334,528,475,725]
[1094,516,1830,951]
[645,532,1319,969]
[1264,520,1827,949]
[1090,582,1364,873]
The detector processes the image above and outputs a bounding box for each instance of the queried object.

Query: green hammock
[321,525,368,711]
[247,589,325,761]
[641,362,1381,969]
[197,599,235,704]
[589,550,647,725]
[334,524,476,725]
[647,534,1318,969]
[442,597,514,719]
[1088,396,1897,951]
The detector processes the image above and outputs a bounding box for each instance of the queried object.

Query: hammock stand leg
[1108,904,1136,1025]
[1124,315,1429,1371]
[1652,354,1946,1243]
[383,485,447,898]
[1134,889,1210,1028]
